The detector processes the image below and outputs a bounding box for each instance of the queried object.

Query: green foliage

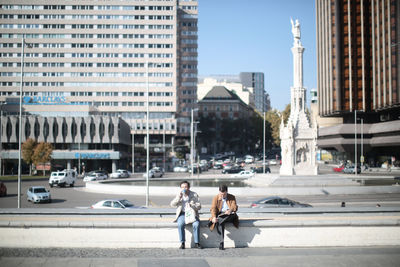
[32,142,53,175]
[265,110,281,146]
[22,138,36,165]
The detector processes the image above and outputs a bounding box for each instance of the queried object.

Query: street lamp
[354,110,363,176]
[263,112,266,174]
[190,108,199,177]
[0,102,6,177]
[17,35,31,208]
[145,61,150,207]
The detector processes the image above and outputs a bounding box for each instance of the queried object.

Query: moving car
[90,199,143,209]
[27,186,51,203]
[250,166,271,173]
[173,166,189,172]
[49,169,77,187]
[250,196,312,208]
[231,170,254,178]
[222,166,244,174]
[0,181,7,197]
[333,165,346,172]
[110,169,130,179]
[342,165,361,174]
[83,170,108,182]
[143,168,163,178]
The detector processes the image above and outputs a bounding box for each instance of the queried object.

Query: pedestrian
[208,184,239,250]
[170,180,202,249]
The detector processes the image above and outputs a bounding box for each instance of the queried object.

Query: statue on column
[291,18,301,40]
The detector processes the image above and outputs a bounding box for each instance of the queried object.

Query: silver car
[250,196,311,208]
[27,186,51,203]
[90,199,144,209]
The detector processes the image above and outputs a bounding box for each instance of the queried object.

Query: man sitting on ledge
[208,184,239,250]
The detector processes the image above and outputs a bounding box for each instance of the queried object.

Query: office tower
[0,0,198,172]
[240,72,270,113]
[316,0,399,164]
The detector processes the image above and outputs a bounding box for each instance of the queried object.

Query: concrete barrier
[0,208,399,248]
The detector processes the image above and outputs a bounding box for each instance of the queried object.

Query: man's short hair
[180,180,190,188]
[219,184,228,192]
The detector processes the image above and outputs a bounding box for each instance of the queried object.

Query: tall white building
[0,0,198,173]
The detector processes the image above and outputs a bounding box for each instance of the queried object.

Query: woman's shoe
[219,242,224,250]
[179,242,185,249]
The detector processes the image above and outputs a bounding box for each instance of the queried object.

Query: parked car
[250,166,271,173]
[110,169,130,179]
[173,166,189,172]
[49,169,77,187]
[83,170,108,182]
[143,168,163,178]
[222,166,244,174]
[0,181,7,197]
[90,199,144,209]
[244,155,254,164]
[27,186,51,203]
[333,164,346,172]
[231,170,254,178]
[250,196,312,208]
[268,159,278,165]
[343,165,361,174]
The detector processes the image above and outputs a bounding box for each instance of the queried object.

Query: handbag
[184,204,196,224]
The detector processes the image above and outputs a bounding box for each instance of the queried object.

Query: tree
[265,110,282,146]
[22,138,36,175]
[32,142,53,176]
[264,104,291,147]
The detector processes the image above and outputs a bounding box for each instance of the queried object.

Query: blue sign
[75,153,110,159]
[23,96,88,105]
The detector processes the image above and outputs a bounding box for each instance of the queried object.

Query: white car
[110,169,130,179]
[49,169,77,187]
[90,199,144,209]
[27,186,51,203]
[173,166,188,172]
[83,171,108,182]
[143,169,163,178]
[231,170,255,178]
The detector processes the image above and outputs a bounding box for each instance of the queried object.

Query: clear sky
[198,0,316,111]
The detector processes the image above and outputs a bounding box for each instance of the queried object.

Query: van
[49,169,77,187]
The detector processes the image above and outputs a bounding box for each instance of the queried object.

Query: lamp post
[354,110,357,177]
[145,61,150,207]
[263,112,266,174]
[0,102,6,177]
[17,35,30,208]
[132,132,135,174]
[361,118,364,167]
[190,108,198,178]
[163,119,166,172]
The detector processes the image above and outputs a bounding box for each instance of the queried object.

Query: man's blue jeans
[177,214,200,243]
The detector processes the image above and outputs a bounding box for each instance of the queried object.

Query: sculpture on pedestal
[280,19,318,176]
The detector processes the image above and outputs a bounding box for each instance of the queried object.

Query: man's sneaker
[179,243,185,249]
[194,243,202,249]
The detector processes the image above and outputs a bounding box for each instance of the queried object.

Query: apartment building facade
[0,0,198,173]
[316,0,400,165]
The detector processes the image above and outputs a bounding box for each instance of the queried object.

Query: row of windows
[0,33,177,39]
[0,43,173,49]
[1,5,174,11]
[1,82,173,87]
[1,72,173,78]
[0,23,175,31]
[92,101,173,107]
[0,52,173,58]
[0,62,174,68]
[0,91,174,97]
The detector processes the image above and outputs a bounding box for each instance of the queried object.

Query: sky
[198,0,316,111]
